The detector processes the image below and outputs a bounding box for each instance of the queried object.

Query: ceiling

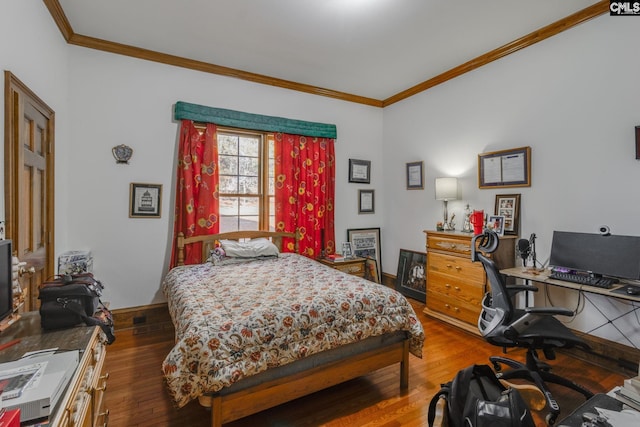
[52,0,604,106]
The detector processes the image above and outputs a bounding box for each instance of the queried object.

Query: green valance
[174,101,337,139]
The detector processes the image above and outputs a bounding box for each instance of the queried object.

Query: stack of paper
[614,376,640,411]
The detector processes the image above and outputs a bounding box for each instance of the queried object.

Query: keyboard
[549,271,618,289]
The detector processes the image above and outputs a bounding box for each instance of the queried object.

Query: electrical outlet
[133,315,147,325]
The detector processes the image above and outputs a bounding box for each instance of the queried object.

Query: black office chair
[471,230,593,426]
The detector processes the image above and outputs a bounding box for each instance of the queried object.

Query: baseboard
[561,330,640,376]
[110,303,174,350]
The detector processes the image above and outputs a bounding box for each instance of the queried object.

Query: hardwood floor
[104,300,627,426]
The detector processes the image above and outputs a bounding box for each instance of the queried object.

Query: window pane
[220,176,238,193]
[239,137,259,157]
[239,156,259,177]
[239,176,258,194]
[239,216,259,230]
[239,197,259,215]
[220,197,238,215]
[219,155,238,175]
[219,135,238,155]
[220,216,238,233]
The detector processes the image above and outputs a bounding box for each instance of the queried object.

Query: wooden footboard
[200,339,410,427]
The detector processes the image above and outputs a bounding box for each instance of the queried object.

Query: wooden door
[4,71,55,311]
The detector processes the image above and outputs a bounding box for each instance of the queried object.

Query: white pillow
[220,238,279,258]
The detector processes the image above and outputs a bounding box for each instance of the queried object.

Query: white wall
[383,15,640,346]
[4,3,640,347]
[65,47,383,308]
[0,1,71,251]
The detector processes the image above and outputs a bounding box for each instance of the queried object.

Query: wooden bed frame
[174,231,411,427]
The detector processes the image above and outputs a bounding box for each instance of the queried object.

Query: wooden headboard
[176,230,300,265]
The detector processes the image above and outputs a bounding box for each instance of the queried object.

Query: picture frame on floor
[395,249,426,302]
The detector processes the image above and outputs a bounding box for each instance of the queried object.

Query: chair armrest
[524,307,574,317]
[506,285,538,293]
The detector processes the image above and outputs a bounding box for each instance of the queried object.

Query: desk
[501,267,640,349]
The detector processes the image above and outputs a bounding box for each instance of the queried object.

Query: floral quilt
[161,253,425,408]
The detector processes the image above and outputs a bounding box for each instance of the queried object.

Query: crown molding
[43,0,608,108]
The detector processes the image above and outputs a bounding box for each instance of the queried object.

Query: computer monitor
[549,231,640,281]
[0,240,14,322]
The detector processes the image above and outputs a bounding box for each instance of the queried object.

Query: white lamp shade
[435,177,458,201]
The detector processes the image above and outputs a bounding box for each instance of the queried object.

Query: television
[549,231,640,281]
[0,240,14,323]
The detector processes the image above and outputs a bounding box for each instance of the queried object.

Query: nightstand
[317,257,366,277]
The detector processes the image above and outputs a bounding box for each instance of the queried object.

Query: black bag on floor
[427,364,535,427]
[38,273,115,344]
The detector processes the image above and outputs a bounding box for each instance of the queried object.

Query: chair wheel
[545,412,557,426]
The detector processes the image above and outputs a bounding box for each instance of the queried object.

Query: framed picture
[347,227,382,283]
[406,161,424,190]
[478,146,531,189]
[358,189,375,214]
[487,215,505,236]
[494,194,520,235]
[395,249,426,301]
[364,258,379,283]
[129,183,162,218]
[349,159,371,184]
[341,242,354,259]
[636,126,640,159]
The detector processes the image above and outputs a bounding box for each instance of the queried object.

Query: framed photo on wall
[395,249,426,302]
[358,189,375,214]
[347,227,382,283]
[478,146,531,189]
[494,194,520,235]
[129,183,162,218]
[406,161,424,189]
[349,159,371,184]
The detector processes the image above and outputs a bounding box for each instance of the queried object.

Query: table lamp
[435,177,458,230]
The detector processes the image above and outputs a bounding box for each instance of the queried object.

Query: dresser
[423,230,516,335]
[317,257,366,277]
[0,312,109,426]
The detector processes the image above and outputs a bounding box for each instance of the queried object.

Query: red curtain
[171,120,219,267]
[274,133,335,258]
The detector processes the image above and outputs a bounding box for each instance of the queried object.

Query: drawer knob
[453,307,460,312]
[444,304,450,309]
[454,286,461,291]
[455,266,461,271]
[445,283,451,288]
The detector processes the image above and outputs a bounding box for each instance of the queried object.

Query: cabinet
[317,257,366,277]
[0,312,109,426]
[423,230,516,335]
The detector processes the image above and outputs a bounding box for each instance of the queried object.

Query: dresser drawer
[427,252,485,283]
[427,234,473,256]
[426,290,482,325]
[428,271,485,306]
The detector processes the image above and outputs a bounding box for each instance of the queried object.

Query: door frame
[4,71,56,282]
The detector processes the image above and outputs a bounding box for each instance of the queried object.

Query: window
[217,129,275,232]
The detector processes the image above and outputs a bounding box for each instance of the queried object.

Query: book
[620,381,640,402]
[324,254,345,262]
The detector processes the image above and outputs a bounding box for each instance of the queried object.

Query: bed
[162,231,425,427]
